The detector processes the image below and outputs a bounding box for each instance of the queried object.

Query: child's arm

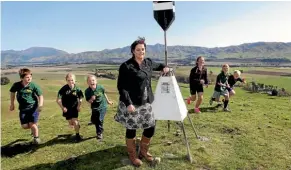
[38,95,44,111]
[77,89,84,111]
[10,92,15,111]
[85,89,95,104]
[204,68,209,87]
[56,88,67,112]
[34,84,43,112]
[56,97,67,113]
[104,93,113,105]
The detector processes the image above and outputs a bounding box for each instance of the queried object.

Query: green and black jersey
[10,81,43,111]
[57,84,84,109]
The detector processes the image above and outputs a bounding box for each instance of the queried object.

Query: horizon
[2,41,291,54]
[2,1,291,53]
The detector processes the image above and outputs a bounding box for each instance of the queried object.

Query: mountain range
[2,42,291,64]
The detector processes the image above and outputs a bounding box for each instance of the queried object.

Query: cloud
[167,2,291,47]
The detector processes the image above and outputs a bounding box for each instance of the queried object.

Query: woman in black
[188,56,208,113]
[115,37,169,166]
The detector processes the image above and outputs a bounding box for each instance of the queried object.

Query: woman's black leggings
[126,126,155,139]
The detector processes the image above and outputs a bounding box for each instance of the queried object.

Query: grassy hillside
[1,66,291,170]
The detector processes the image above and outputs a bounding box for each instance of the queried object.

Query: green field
[1,65,291,170]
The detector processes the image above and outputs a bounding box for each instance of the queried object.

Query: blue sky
[1,1,291,53]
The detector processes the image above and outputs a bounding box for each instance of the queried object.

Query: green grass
[1,67,291,170]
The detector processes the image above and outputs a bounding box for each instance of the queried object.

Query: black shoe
[75,134,82,142]
[88,122,93,126]
[96,133,103,140]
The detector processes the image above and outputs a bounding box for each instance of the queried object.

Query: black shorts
[63,108,78,120]
[190,84,204,95]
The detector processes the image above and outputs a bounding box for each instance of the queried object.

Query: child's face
[222,65,229,73]
[66,76,75,87]
[197,57,205,67]
[87,77,97,89]
[21,74,32,83]
[233,73,239,79]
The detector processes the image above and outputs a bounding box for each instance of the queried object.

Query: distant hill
[1,47,69,63]
[1,42,291,64]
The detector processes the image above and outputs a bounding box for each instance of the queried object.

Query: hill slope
[1,42,291,64]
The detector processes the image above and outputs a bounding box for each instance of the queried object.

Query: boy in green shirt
[10,68,43,144]
[85,75,113,140]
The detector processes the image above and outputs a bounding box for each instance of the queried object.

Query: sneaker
[223,108,231,112]
[97,133,103,140]
[209,98,213,106]
[33,137,41,144]
[194,108,201,114]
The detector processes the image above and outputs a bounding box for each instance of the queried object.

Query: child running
[209,64,231,112]
[9,68,43,144]
[227,70,246,97]
[188,56,208,113]
[85,75,113,140]
[57,73,84,142]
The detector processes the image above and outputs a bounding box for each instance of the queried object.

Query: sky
[1,1,291,53]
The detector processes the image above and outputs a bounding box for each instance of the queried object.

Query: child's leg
[91,110,102,137]
[190,94,196,101]
[229,89,235,98]
[67,119,73,128]
[223,92,230,109]
[71,118,80,134]
[29,122,39,138]
[195,92,203,108]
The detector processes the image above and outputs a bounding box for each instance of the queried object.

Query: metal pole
[164,30,168,66]
[180,121,193,163]
[187,114,200,139]
[164,30,170,132]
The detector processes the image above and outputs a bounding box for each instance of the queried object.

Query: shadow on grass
[1,134,95,158]
[188,105,221,114]
[20,145,128,170]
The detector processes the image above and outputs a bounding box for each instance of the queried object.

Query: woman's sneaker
[223,108,231,112]
[194,108,201,114]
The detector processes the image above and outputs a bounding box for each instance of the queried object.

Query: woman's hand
[127,104,135,113]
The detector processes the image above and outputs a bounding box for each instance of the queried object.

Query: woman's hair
[19,68,32,78]
[130,36,146,57]
[65,73,76,81]
[222,64,230,72]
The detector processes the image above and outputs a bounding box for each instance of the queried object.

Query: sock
[34,136,39,139]
[224,100,229,108]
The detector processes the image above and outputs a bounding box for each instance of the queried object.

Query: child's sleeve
[237,78,243,82]
[216,74,221,85]
[57,87,63,99]
[9,83,18,93]
[77,88,84,99]
[33,83,43,96]
[85,89,91,101]
[204,68,209,85]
